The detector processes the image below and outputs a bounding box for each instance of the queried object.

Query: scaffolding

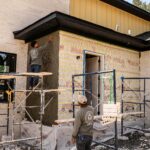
[72,69,118,150]
[121,76,150,135]
[0,72,65,150]
[0,76,15,136]
[72,69,117,117]
[2,72,150,149]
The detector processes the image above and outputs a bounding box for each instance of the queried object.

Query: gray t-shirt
[72,105,94,138]
[29,43,50,66]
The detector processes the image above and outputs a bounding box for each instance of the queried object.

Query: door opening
[85,53,101,114]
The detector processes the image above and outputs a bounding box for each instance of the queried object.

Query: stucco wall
[58,31,140,119]
[0,0,69,138]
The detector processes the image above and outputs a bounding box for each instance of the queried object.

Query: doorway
[83,51,104,115]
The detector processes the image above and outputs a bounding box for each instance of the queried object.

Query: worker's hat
[77,95,87,104]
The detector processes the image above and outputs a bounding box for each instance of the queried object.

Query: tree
[132,0,142,7]
[142,2,147,10]
[132,0,150,12]
[147,3,150,12]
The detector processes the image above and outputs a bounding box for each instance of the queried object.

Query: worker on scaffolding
[29,37,52,89]
[72,95,94,150]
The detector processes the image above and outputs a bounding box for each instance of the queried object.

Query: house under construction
[0,0,150,149]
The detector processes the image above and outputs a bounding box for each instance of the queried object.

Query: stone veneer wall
[140,51,150,127]
[58,31,140,119]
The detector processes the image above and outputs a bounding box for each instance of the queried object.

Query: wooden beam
[55,112,144,124]
[15,88,67,93]
[17,72,52,77]
[0,75,16,79]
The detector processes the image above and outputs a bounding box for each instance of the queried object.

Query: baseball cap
[77,95,87,104]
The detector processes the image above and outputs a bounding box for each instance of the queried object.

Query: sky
[126,0,150,4]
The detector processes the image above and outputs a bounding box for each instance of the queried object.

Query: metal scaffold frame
[0,77,15,138]
[0,72,64,150]
[72,70,117,116]
[121,76,150,136]
[72,69,118,150]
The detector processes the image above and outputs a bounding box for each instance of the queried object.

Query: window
[0,52,16,73]
[0,52,16,103]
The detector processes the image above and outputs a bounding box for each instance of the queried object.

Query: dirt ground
[93,132,150,150]
[1,132,150,150]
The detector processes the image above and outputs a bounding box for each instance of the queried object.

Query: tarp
[21,121,75,150]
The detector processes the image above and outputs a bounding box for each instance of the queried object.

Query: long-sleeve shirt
[72,105,94,138]
[29,42,50,66]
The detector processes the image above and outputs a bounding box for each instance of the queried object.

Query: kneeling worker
[72,95,94,150]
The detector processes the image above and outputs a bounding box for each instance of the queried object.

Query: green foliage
[133,0,142,6]
[132,0,150,12]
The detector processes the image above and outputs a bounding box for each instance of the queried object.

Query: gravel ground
[93,132,150,150]
[1,132,150,150]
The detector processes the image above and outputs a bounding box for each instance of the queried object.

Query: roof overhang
[136,31,150,41]
[100,0,150,21]
[13,11,150,51]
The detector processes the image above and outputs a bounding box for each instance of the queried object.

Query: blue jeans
[76,135,92,150]
[29,64,41,87]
